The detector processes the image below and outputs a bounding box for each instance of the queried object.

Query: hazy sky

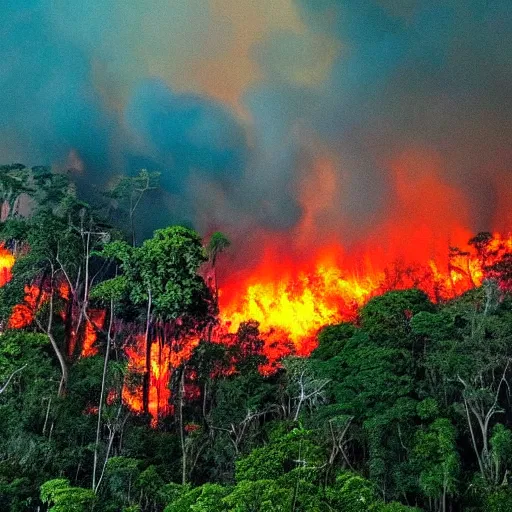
[2,0,512,251]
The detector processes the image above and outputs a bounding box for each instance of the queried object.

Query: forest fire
[8,284,49,329]
[218,257,379,348]
[81,310,107,357]
[214,149,503,350]
[217,233,512,349]
[123,336,173,421]
[1,231,512,424]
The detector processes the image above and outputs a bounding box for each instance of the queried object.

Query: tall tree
[89,276,129,492]
[98,226,211,418]
[105,169,160,247]
[206,232,230,302]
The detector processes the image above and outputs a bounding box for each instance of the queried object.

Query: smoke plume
[2,0,512,263]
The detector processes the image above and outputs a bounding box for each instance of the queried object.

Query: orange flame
[123,336,170,424]
[81,309,106,357]
[0,244,15,287]
[121,333,202,425]
[8,284,49,329]
[214,150,512,358]
[3,214,512,426]
[218,233,512,359]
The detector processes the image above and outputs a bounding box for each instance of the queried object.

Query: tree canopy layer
[2,165,512,511]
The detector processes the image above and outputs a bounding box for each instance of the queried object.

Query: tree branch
[0,364,27,394]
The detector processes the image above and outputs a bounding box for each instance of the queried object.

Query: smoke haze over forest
[2,1,512,265]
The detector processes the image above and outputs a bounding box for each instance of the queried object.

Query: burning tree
[96,226,214,421]
[0,167,114,394]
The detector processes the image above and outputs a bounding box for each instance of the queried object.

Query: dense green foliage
[2,165,512,510]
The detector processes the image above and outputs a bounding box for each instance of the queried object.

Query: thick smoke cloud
[125,80,247,190]
[1,0,512,250]
[312,0,512,232]
[250,0,512,240]
[0,1,115,176]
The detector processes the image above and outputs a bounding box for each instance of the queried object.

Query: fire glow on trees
[122,333,202,422]
[2,0,512,431]
[1,232,512,424]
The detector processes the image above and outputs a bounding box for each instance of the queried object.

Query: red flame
[121,334,202,425]
[8,284,49,329]
[123,336,168,423]
[217,235,510,357]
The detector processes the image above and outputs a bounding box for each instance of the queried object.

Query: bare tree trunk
[94,406,130,494]
[129,172,152,247]
[157,339,162,420]
[93,298,115,491]
[42,397,52,435]
[95,408,119,493]
[463,396,486,479]
[293,371,305,421]
[458,361,509,484]
[36,282,68,396]
[202,381,208,423]
[79,229,91,332]
[130,209,135,247]
[0,364,27,394]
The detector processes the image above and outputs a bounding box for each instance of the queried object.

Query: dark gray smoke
[1,0,512,248]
